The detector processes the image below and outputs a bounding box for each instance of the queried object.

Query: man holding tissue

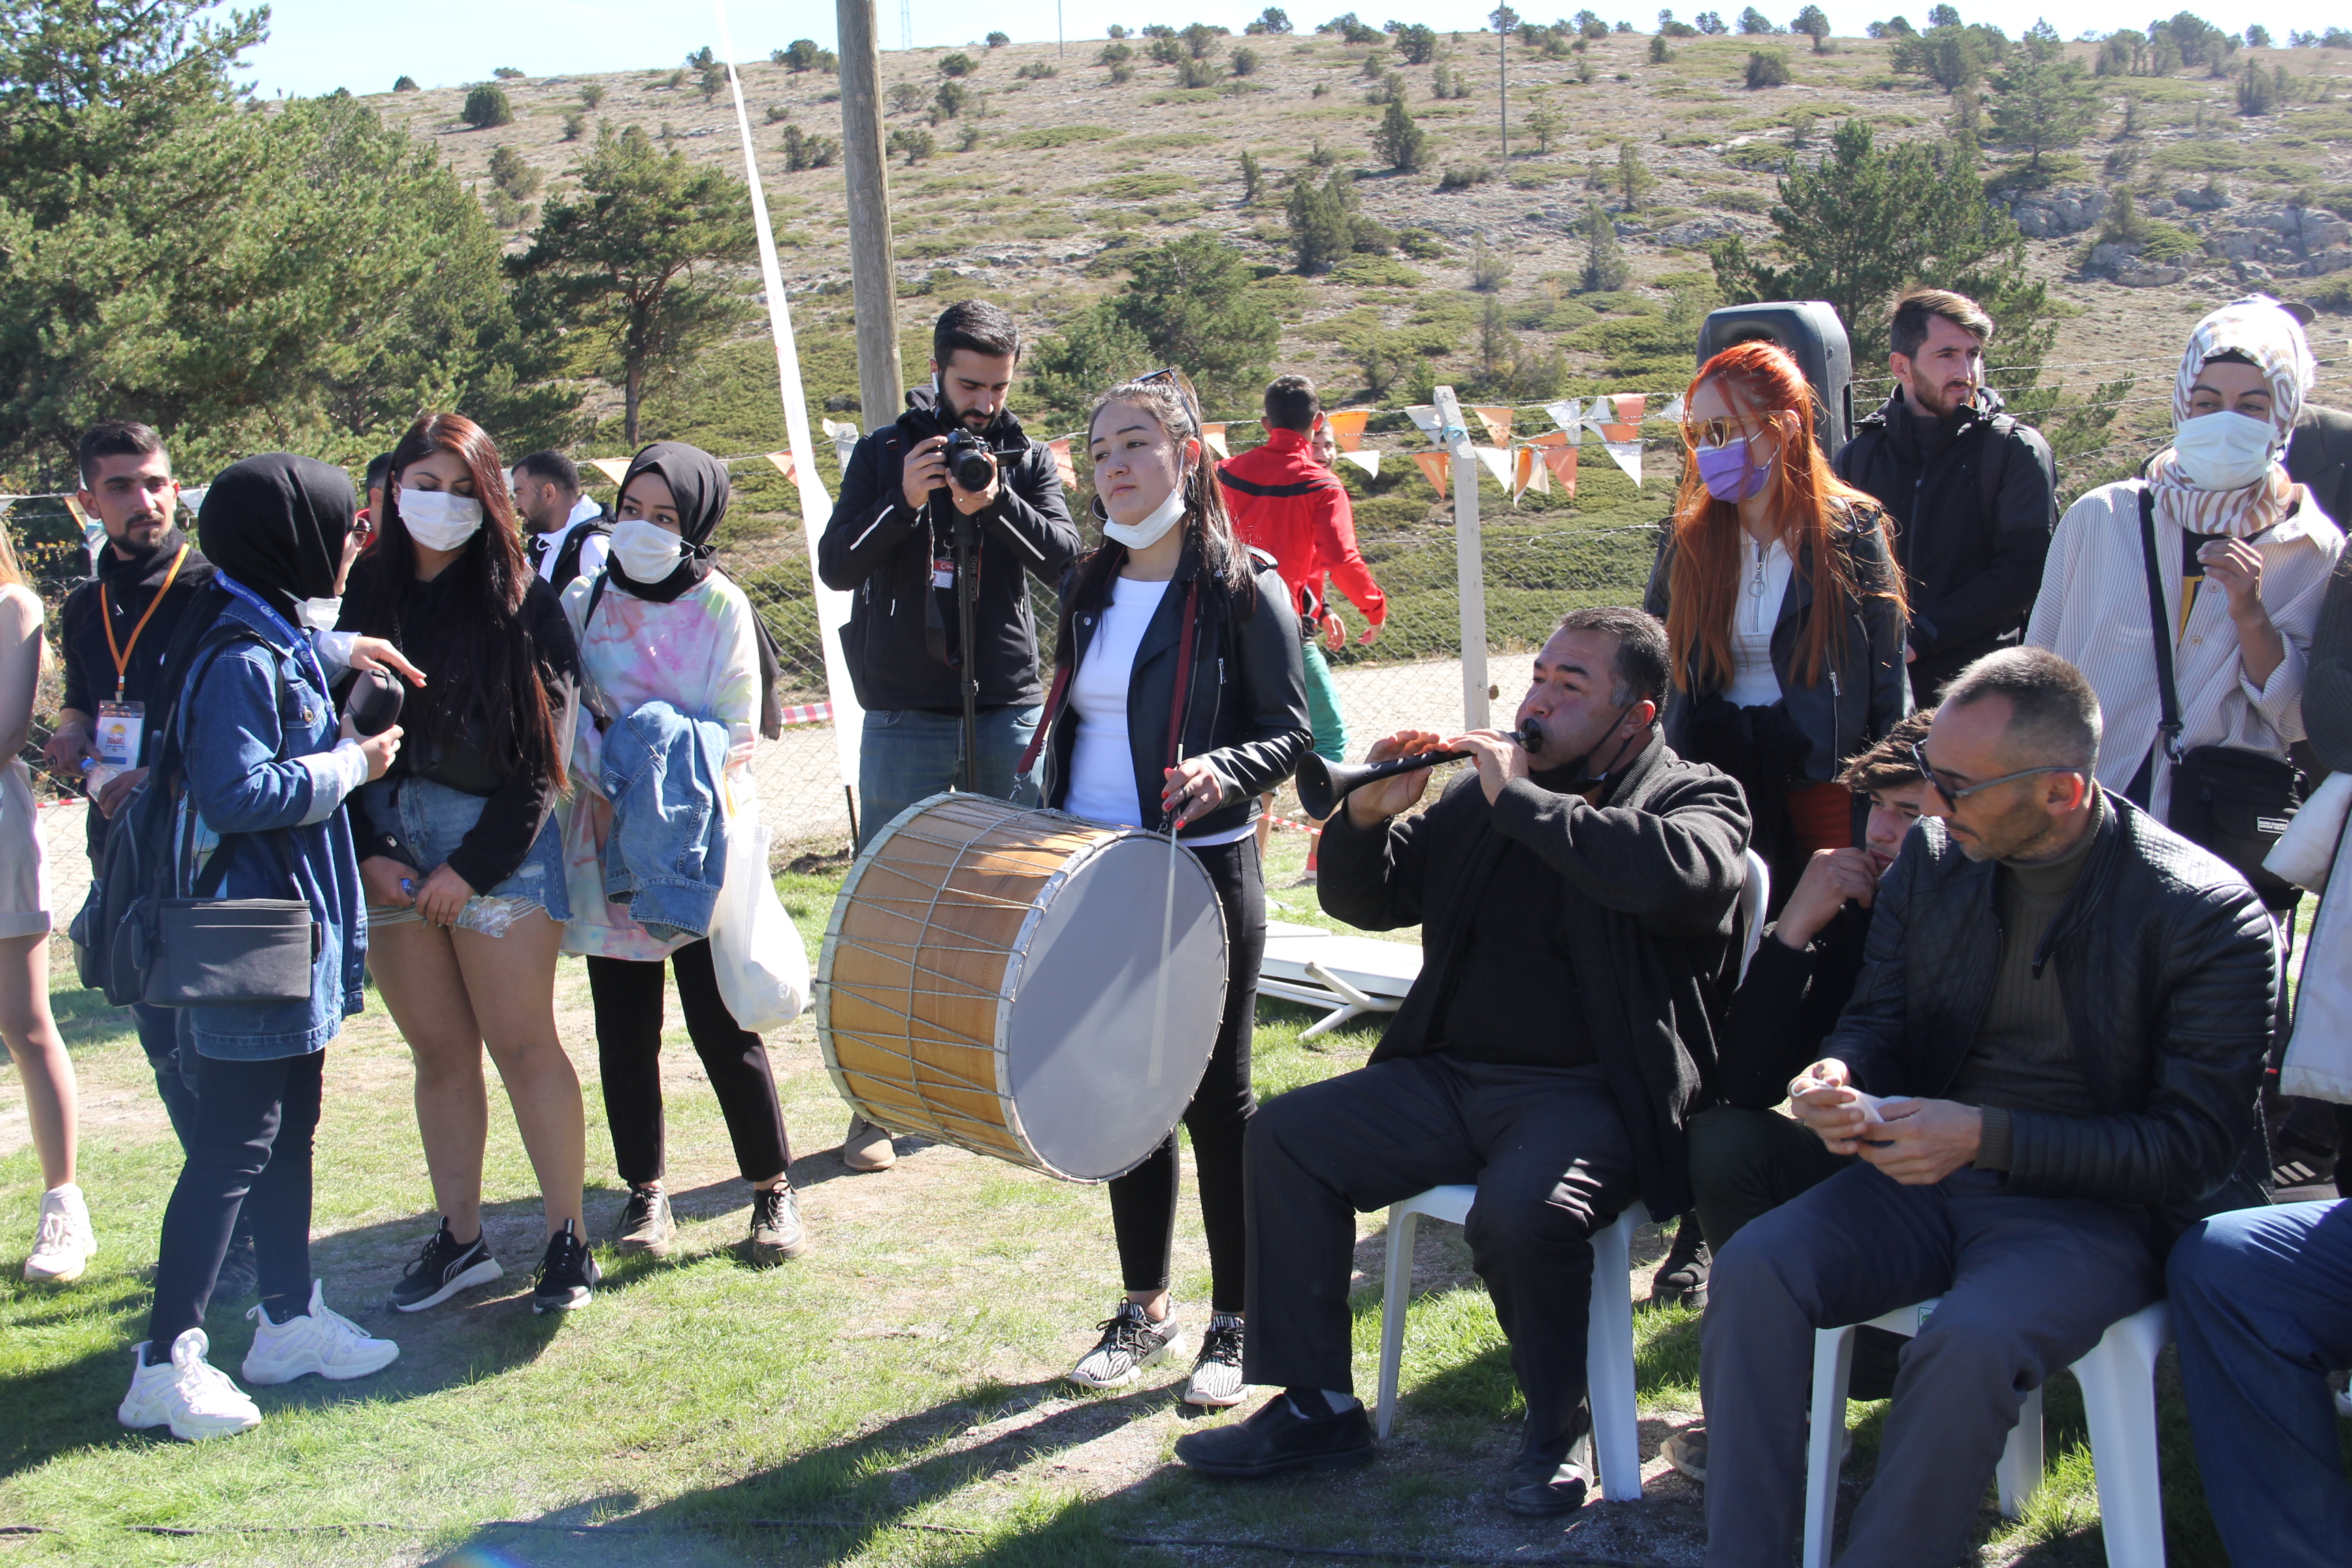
[1698,647,2280,1568]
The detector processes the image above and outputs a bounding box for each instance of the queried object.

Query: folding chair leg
[1584,1211,1642,1500]
[1997,1386,2045,1520]
[1802,1326,1857,1568]
[1375,1208,1420,1441]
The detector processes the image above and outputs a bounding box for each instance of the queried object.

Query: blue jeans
[857,705,1040,851]
[2169,1200,2352,1568]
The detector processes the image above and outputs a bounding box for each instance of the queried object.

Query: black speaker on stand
[1696,301,1856,455]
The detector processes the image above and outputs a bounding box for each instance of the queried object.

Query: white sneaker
[23,1183,95,1283]
[118,1328,261,1441]
[1181,1313,1249,1407]
[240,1281,400,1385]
[1068,1300,1185,1390]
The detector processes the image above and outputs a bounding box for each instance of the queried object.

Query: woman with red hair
[1644,340,1910,902]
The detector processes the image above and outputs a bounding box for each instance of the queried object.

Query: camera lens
[949,445,995,491]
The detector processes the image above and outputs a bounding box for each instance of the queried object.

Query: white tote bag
[2276,775,2352,1105]
[707,793,811,1034]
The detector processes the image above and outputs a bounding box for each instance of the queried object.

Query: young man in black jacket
[1701,647,2279,1568]
[41,421,246,1288]
[1833,289,2057,706]
[815,301,1081,1171]
[1174,607,1751,1516]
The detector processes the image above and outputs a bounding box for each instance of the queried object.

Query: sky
[229,0,2343,99]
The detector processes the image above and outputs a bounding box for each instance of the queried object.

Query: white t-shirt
[1723,535,1793,709]
[1064,576,1253,845]
[535,497,611,584]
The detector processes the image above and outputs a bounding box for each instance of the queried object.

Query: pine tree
[1987,22,2100,176]
[1580,200,1631,291]
[1373,98,1430,172]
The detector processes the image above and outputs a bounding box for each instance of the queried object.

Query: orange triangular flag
[1201,423,1229,460]
[1542,444,1579,494]
[587,458,630,486]
[1471,406,1516,446]
[1599,392,1644,444]
[1413,451,1451,493]
[1324,409,1371,451]
[1047,437,1078,493]
[763,451,796,483]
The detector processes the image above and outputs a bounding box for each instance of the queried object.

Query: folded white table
[1258,920,1422,1041]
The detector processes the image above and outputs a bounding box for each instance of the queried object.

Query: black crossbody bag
[2136,486,2302,907]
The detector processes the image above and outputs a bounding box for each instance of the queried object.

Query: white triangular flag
[1405,406,1445,443]
[1337,449,1381,478]
[1544,399,1581,435]
[586,457,631,486]
[1661,393,1685,425]
[821,418,861,470]
[1473,445,1513,489]
[1603,438,1643,486]
[1584,397,1616,436]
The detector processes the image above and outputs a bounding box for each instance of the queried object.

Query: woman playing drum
[1028,374,1309,1406]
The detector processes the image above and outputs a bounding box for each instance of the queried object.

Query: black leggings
[588,938,793,1187]
[1107,834,1264,1315]
[148,1049,323,1348]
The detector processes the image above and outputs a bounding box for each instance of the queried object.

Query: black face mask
[1526,706,1641,796]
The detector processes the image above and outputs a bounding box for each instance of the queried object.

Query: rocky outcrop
[2002,185,2108,238]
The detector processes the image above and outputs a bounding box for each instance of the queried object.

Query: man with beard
[1835,289,2058,706]
[42,421,248,1290]
[817,300,1081,1172]
[1699,647,2278,1568]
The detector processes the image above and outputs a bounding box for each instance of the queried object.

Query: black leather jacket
[816,387,1081,711]
[1829,794,2279,1237]
[1644,508,1910,786]
[1031,540,1309,840]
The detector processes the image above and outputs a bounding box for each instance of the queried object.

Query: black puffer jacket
[1644,508,1910,787]
[1829,794,2278,1238]
[816,386,1081,711]
[1031,539,1309,841]
[1318,736,1752,1219]
[1833,386,2057,705]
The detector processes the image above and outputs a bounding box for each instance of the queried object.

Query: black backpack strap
[2136,485,2185,768]
[584,570,608,632]
[1978,412,2014,517]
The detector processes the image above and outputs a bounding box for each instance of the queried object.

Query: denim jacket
[599,700,730,943]
[176,597,370,1059]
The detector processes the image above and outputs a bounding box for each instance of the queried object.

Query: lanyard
[99,542,189,701]
[212,573,331,698]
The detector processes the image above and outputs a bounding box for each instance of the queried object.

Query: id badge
[931,555,955,589]
[95,701,145,768]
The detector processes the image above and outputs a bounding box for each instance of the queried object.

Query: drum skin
[816,793,1230,1183]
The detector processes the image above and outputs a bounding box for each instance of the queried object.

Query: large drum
[816,794,1229,1183]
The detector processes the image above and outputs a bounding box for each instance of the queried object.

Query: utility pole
[1433,385,1490,733]
[1492,5,1513,161]
[838,0,905,429]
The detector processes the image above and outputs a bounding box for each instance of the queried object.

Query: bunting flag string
[1599,393,1646,444]
[1544,398,1581,436]
[1047,437,1079,492]
[762,451,796,483]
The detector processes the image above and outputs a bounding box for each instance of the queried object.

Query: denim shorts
[359,774,570,934]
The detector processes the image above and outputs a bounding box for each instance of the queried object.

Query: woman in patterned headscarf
[2026,295,2345,834]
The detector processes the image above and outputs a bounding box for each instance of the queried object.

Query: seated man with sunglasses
[1697,647,2279,1568]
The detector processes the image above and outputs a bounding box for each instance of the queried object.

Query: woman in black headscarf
[557,442,804,1267]
[119,455,410,1443]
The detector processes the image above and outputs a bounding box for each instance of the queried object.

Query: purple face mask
[1695,438,1775,502]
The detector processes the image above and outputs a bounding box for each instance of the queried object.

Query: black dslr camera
[942,428,999,493]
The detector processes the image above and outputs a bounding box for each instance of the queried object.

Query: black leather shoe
[1503,1448,1591,1515]
[1173,1394,1375,1477]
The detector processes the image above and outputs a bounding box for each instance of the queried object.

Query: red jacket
[1217,427,1386,628]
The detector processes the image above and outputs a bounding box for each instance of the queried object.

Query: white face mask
[2170,409,2279,492]
[399,487,485,550]
[610,517,685,583]
[295,596,342,632]
[1102,484,1188,552]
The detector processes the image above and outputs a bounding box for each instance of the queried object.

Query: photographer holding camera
[818,301,1079,1164]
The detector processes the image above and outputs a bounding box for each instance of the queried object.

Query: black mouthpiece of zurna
[1294,720,1541,820]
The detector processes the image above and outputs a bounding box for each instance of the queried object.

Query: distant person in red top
[1220,377,1388,863]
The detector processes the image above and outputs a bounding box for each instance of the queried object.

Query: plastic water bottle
[80,757,121,798]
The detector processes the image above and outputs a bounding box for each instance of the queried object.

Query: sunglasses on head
[1909,740,2078,804]
[1135,366,1205,426]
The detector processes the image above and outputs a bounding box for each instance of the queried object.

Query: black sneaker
[1068,1300,1185,1389]
[532,1221,600,1314]
[747,1186,807,1265]
[612,1186,674,1257]
[1650,1213,1712,1309]
[1173,1392,1375,1476]
[388,1223,503,1313]
[214,1232,261,1306]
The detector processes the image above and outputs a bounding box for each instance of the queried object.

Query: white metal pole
[1433,385,1490,733]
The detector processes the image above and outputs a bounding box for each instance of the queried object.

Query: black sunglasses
[1910,740,2077,804]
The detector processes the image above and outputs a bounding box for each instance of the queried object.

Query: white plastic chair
[1802,1299,2173,1568]
[1374,1190,1652,1499]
